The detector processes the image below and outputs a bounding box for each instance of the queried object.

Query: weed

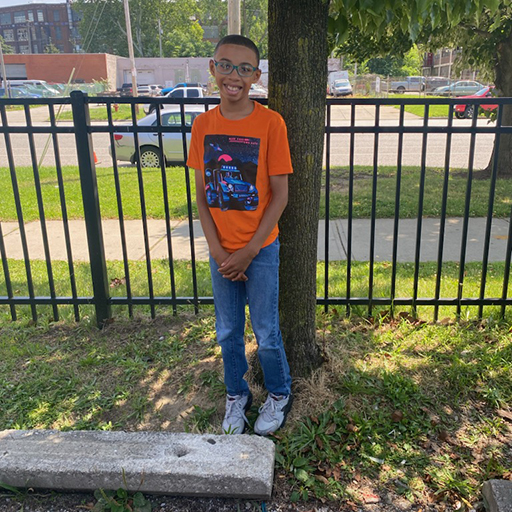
[93,488,151,512]
[184,405,216,433]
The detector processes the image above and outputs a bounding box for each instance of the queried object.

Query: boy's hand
[219,246,256,281]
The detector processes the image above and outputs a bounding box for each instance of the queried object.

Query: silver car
[110,106,205,168]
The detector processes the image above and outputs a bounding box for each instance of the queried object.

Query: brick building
[0,1,81,55]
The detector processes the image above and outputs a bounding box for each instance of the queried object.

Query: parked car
[137,85,152,97]
[110,105,204,168]
[0,86,42,98]
[249,84,267,98]
[161,82,202,95]
[143,86,204,114]
[118,83,134,97]
[425,77,452,93]
[389,76,426,93]
[454,86,497,119]
[433,80,485,96]
[330,78,352,97]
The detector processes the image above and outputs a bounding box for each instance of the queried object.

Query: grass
[55,104,146,122]
[1,257,510,325]
[0,312,510,509]
[1,165,511,222]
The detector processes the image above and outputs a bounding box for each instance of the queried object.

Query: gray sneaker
[222,393,252,434]
[254,393,293,436]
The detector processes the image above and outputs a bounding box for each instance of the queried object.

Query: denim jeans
[209,237,292,397]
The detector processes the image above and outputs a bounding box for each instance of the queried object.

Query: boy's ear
[209,59,216,77]
[252,68,262,83]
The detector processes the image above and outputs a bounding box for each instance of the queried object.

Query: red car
[454,86,497,119]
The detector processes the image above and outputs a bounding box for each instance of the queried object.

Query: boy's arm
[194,169,248,280]
[218,174,288,281]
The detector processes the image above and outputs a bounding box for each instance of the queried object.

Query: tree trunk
[268,0,328,377]
[486,31,512,177]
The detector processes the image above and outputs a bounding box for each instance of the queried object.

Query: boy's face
[210,44,261,105]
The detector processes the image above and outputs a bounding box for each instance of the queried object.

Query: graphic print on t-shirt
[203,134,260,212]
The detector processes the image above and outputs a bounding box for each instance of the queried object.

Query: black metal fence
[0,91,511,325]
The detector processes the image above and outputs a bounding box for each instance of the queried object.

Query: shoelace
[225,396,249,425]
[258,395,280,421]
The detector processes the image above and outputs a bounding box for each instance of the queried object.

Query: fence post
[71,91,111,326]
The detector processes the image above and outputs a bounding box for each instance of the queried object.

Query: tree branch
[459,23,493,39]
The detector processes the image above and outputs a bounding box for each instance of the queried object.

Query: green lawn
[55,104,146,121]
[1,165,510,222]
[1,258,509,324]
[0,310,510,508]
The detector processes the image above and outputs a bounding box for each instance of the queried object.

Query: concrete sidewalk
[1,217,510,262]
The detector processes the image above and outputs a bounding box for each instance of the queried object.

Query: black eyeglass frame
[212,59,259,77]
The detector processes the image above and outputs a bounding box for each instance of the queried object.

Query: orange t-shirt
[187,101,293,252]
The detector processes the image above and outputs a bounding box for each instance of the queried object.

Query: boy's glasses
[213,60,258,77]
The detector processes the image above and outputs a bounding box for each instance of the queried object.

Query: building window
[0,13,12,25]
[3,29,14,41]
[55,26,62,40]
[33,43,38,53]
[17,28,29,41]
[28,11,34,22]
[19,44,29,54]
[53,10,60,22]
[14,12,26,24]
[37,10,44,22]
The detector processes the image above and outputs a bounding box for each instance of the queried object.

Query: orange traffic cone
[93,151,99,164]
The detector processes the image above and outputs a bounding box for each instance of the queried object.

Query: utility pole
[0,41,9,96]
[158,18,163,58]
[123,0,138,98]
[228,0,241,35]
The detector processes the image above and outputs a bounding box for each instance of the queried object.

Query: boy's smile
[210,44,261,112]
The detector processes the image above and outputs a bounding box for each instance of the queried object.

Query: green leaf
[116,488,128,500]
[293,456,310,468]
[290,490,301,502]
[295,468,310,482]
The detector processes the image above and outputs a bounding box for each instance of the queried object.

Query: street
[0,104,495,170]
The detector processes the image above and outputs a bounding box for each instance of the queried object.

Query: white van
[8,79,48,87]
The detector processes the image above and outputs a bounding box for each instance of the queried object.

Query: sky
[0,0,66,6]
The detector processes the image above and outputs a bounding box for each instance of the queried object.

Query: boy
[187,35,293,436]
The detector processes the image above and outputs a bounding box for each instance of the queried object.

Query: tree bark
[268,0,328,377]
[486,31,512,177]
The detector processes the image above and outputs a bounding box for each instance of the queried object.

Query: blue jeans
[209,238,292,397]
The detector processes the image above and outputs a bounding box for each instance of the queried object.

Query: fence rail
[1,92,511,325]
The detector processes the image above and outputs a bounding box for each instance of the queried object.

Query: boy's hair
[214,35,260,66]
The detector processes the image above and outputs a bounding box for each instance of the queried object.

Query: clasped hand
[216,246,256,282]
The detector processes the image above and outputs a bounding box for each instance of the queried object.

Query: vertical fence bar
[390,105,405,317]
[324,102,331,312]
[131,101,156,318]
[155,105,178,315]
[500,203,512,319]
[433,103,454,322]
[346,103,356,316]
[25,103,59,320]
[412,104,429,316]
[1,105,37,322]
[49,103,80,321]
[180,102,199,313]
[0,221,16,320]
[70,91,111,326]
[107,102,133,318]
[368,104,380,317]
[456,108,479,319]
[478,103,503,319]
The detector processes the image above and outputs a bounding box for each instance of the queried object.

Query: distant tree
[366,46,422,77]
[164,22,214,58]
[0,35,13,54]
[44,42,61,54]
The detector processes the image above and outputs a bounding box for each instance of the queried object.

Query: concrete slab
[334,217,510,262]
[0,429,275,499]
[483,479,512,512]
